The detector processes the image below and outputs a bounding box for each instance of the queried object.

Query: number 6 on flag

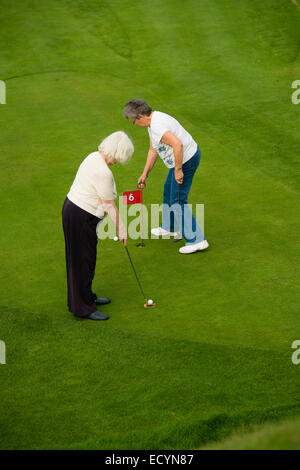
[123,190,142,205]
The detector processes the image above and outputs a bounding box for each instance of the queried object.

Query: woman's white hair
[98,131,134,164]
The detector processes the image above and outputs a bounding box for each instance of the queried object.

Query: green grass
[1,0,300,449]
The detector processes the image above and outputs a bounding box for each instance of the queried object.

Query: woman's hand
[119,237,127,246]
[137,174,147,189]
[118,224,127,247]
[174,168,184,184]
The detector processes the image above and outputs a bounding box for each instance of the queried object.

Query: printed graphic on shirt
[157,143,174,168]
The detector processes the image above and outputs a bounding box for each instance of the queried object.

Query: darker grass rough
[0,0,300,450]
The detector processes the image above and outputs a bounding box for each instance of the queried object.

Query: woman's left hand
[175,169,184,184]
[120,237,127,246]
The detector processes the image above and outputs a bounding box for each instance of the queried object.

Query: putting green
[0,0,300,449]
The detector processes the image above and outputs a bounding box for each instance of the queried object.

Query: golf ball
[113,236,119,241]
[147,299,154,305]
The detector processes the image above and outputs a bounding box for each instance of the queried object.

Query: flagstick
[137,188,145,247]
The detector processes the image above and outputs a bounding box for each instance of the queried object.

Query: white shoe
[179,240,209,254]
[151,227,180,237]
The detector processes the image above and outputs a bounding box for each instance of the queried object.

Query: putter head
[144,300,156,308]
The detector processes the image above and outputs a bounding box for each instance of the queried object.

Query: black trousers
[62,197,100,317]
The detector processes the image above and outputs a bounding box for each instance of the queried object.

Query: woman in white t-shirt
[62,131,134,321]
[123,99,209,254]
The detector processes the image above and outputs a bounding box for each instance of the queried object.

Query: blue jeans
[161,147,205,245]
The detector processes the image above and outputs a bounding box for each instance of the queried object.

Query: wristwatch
[175,167,182,171]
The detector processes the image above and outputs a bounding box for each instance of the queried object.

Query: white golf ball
[147,299,154,305]
[113,236,119,241]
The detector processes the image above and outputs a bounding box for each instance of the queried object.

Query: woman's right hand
[137,175,146,189]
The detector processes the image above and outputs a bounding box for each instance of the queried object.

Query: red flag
[123,190,142,205]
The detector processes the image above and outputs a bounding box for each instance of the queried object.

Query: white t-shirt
[147,111,197,168]
[67,151,117,218]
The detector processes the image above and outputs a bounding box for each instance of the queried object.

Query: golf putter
[173,181,183,242]
[124,245,156,308]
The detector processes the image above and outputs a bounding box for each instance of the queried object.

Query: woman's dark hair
[123,99,152,119]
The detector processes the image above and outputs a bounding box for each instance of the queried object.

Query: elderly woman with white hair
[62,131,134,321]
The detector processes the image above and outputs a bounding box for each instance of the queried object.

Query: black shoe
[87,311,109,321]
[95,297,111,305]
